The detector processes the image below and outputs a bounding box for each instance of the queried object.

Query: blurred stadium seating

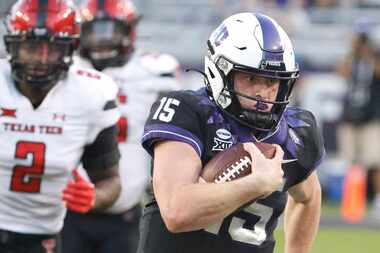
[2,0,380,70]
[135,0,380,71]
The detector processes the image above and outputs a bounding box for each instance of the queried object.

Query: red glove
[62,169,95,213]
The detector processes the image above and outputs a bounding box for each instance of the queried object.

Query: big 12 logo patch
[212,128,233,151]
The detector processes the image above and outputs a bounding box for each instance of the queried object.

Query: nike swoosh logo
[282,159,298,164]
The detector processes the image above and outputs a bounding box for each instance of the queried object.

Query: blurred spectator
[302,0,339,9]
[213,0,310,35]
[357,0,380,8]
[62,1,181,253]
[337,31,380,220]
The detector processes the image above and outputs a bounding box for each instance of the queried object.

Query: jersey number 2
[10,141,46,193]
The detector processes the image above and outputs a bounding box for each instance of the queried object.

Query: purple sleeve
[142,123,204,158]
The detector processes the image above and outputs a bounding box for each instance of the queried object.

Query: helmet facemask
[80,18,136,70]
[4,34,77,90]
[212,56,297,135]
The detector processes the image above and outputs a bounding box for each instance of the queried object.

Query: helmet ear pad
[223,71,241,114]
[204,56,222,98]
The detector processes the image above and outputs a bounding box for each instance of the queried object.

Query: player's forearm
[92,175,121,211]
[159,175,265,233]
[284,185,321,253]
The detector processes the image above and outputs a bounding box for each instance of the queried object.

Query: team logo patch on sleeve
[0,108,17,118]
[212,128,233,151]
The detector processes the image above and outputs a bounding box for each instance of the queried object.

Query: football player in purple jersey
[139,12,324,253]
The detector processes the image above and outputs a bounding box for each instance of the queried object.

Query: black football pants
[0,229,60,253]
[62,205,140,253]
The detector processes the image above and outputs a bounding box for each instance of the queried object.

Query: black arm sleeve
[81,124,120,172]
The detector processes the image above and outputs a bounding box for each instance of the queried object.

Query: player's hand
[243,143,284,196]
[62,169,95,213]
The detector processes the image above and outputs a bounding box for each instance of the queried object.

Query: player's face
[18,41,62,63]
[18,41,64,77]
[234,71,280,112]
[81,19,130,60]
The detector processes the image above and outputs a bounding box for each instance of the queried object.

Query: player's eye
[265,78,279,86]
[248,75,257,82]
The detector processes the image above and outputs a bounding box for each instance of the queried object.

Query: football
[200,142,276,183]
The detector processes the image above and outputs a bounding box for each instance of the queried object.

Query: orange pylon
[341,164,367,223]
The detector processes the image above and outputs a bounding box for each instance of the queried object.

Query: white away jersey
[0,60,120,234]
[74,51,181,213]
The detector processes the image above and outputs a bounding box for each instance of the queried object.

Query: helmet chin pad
[86,47,133,71]
[226,88,285,133]
[240,108,278,132]
[11,61,68,90]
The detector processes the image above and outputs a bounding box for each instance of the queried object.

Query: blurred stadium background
[1,0,380,252]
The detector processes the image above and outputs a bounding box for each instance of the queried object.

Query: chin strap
[185,68,211,87]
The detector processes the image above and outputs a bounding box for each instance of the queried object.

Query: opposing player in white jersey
[0,1,121,252]
[61,1,180,253]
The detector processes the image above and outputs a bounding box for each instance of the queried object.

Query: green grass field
[273,201,380,253]
[274,228,380,253]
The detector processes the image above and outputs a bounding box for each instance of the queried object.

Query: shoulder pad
[72,55,93,69]
[68,66,118,111]
[139,51,180,77]
[0,60,12,82]
[285,107,325,170]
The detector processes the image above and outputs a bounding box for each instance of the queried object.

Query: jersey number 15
[153,97,180,123]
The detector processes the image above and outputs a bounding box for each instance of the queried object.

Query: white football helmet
[205,12,299,134]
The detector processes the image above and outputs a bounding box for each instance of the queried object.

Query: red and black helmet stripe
[90,0,106,17]
[8,0,38,31]
[36,0,48,28]
[98,0,105,11]
[7,0,78,36]
[81,0,138,23]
